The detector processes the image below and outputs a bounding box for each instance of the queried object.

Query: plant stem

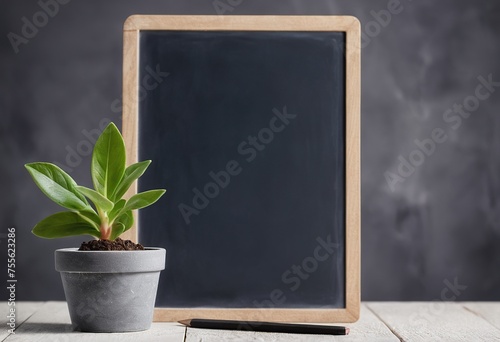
[100,224,111,240]
[97,209,111,240]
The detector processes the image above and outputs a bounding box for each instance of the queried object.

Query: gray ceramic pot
[55,247,166,333]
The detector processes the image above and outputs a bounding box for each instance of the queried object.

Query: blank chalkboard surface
[122,15,360,323]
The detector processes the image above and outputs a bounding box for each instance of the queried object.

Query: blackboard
[122,15,360,323]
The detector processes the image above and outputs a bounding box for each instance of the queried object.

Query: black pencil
[178,319,349,335]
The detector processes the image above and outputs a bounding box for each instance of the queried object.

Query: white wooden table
[2,302,499,341]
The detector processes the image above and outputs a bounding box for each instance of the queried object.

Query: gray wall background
[1,0,499,301]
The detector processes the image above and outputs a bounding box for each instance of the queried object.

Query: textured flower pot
[55,247,165,333]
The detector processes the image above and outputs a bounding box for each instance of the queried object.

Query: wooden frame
[122,15,360,323]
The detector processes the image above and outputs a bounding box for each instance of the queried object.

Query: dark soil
[78,238,145,251]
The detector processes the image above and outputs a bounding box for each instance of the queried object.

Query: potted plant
[25,122,166,333]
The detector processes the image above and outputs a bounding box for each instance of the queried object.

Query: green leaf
[110,160,151,202]
[110,222,126,241]
[91,123,126,198]
[110,210,134,240]
[75,186,114,212]
[32,212,101,239]
[108,199,126,222]
[25,163,88,210]
[116,210,134,230]
[77,209,101,229]
[122,189,166,212]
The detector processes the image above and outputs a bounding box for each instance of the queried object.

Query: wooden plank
[344,304,399,341]
[186,327,337,342]
[185,305,398,342]
[120,26,139,243]
[9,302,500,341]
[124,15,361,32]
[2,301,74,342]
[344,13,362,323]
[4,301,185,342]
[367,302,500,341]
[462,302,500,330]
[0,301,45,341]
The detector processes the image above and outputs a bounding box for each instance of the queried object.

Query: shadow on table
[18,322,75,334]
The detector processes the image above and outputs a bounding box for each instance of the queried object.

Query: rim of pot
[55,247,166,273]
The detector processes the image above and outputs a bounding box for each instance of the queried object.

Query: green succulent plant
[25,123,165,240]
